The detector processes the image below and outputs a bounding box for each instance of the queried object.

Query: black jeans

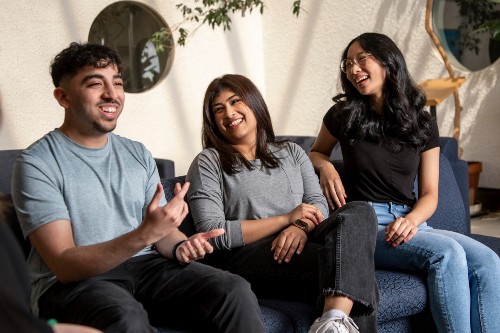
[39,254,264,333]
[203,201,379,331]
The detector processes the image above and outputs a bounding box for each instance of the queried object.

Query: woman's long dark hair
[202,74,284,174]
[333,33,432,152]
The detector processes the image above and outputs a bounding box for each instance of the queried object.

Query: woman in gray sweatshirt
[186,74,378,333]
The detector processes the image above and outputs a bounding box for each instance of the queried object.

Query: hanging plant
[151,0,303,52]
[455,0,500,55]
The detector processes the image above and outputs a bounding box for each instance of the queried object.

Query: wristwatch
[291,219,309,234]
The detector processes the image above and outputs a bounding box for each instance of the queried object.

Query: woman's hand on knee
[271,227,307,263]
[287,204,324,226]
[319,164,347,210]
[385,217,418,247]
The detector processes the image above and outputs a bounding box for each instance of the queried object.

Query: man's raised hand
[141,182,190,244]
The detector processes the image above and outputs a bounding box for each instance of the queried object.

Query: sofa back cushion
[0,193,31,259]
[161,176,196,236]
[0,150,22,194]
[154,158,176,179]
[276,136,343,160]
[426,154,467,234]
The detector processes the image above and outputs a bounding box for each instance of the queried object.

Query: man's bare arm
[30,182,189,283]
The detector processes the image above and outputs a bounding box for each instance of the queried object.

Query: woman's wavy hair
[202,74,284,174]
[333,33,432,152]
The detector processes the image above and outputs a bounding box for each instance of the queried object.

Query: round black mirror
[88,1,174,93]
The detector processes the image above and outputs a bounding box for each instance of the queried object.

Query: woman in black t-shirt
[309,33,500,333]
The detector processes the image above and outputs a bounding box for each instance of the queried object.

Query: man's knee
[42,280,153,331]
[211,271,255,300]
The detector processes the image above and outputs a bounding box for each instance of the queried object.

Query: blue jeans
[368,202,500,333]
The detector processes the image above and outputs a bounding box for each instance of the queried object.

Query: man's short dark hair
[50,42,125,87]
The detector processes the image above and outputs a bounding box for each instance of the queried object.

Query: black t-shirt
[323,105,440,206]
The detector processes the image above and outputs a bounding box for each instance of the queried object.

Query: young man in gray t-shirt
[11,42,264,333]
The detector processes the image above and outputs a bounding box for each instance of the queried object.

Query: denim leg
[372,201,500,332]
[375,227,476,333]
[312,201,379,317]
[429,229,500,333]
[38,264,155,333]
[132,255,265,333]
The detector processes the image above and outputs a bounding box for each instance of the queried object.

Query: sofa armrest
[0,149,23,194]
[160,176,196,237]
[439,137,470,221]
[427,154,469,234]
[439,137,460,161]
[154,158,175,179]
[0,193,31,259]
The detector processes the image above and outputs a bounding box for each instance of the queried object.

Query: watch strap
[291,219,309,234]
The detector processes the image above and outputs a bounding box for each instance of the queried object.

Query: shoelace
[332,321,349,333]
[313,317,358,333]
[340,316,359,330]
[327,317,359,333]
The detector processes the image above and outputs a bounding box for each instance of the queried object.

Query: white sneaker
[308,315,360,333]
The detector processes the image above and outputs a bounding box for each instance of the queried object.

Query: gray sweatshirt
[186,142,328,251]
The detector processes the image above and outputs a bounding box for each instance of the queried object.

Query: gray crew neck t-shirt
[11,129,164,314]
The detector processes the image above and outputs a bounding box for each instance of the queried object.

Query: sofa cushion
[258,299,318,332]
[375,270,427,323]
[157,304,294,333]
[376,319,412,333]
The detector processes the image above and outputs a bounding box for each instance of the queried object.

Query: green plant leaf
[171,0,303,46]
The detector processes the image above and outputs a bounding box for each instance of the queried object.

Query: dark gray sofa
[2,136,499,332]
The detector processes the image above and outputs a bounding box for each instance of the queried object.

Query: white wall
[262,0,500,189]
[0,0,264,175]
[1,0,499,188]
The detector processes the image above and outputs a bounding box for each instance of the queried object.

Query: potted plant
[455,0,500,62]
[475,16,500,62]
